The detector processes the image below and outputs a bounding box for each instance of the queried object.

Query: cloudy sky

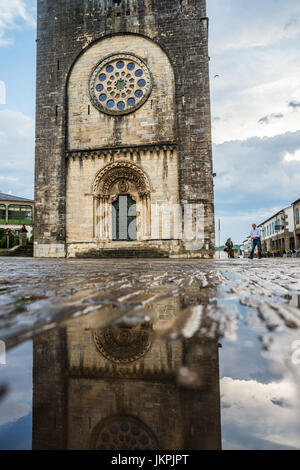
[0,340,32,450]
[208,0,300,244]
[0,0,300,244]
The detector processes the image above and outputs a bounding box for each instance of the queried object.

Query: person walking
[249,223,262,259]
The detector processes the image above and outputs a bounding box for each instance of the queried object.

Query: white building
[292,198,300,249]
[242,237,252,257]
[258,205,295,253]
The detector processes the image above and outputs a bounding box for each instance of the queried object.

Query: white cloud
[0,80,5,104]
[0,176,19,182]
[208,0,300,53]
[215,132,300,201]
[208,0,300,144]
[210,50,300,144]
[0,0,35,46]
[214,131,300,243]
[0,341,32,428]
[221,376,300,449]
[284,149,300,162]
[207,1,300,244]
[0,109,34,198]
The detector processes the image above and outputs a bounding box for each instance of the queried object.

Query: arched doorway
[92,161,151,242]
[112,194,137,241]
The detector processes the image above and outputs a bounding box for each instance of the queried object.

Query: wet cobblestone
[0,257,300,347]
[0,257,300,450]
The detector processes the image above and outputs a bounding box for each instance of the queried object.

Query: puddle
[0,258,300,450]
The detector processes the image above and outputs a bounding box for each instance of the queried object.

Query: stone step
[0,245,34,257]
[76,247,169,259]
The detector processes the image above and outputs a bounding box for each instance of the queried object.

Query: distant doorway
[112,195,137,241]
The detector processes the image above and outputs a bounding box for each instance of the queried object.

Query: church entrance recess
[112,195,137,242]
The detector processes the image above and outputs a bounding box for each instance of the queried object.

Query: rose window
[93,322,153,364]
[89,53,152,116]
[92,416,159,450]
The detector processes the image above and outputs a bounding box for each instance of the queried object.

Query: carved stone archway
[92,161,151,242]
[93,321,153,364]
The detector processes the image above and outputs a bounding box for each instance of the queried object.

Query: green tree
[0,230,19,249]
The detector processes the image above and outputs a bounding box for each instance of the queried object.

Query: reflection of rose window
[93,322,153,363]
[92,416,159,450]
[89,53,152,116]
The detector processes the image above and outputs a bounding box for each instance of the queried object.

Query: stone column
[93,197,98,239]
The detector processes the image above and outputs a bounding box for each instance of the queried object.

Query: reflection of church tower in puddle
[33,299,221,450]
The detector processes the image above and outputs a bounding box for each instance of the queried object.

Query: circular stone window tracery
[89,53,152,116]
[93,322,153,364]
[92,416,159,450]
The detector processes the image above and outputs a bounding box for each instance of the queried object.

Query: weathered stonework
[32,296,222,450]
[34,0,215,258]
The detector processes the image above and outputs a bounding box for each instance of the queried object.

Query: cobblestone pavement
[0,257,300,348]
[0,257,300,450]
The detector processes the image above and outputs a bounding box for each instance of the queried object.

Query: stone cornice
[65,142,177,160]
[68,365,176,382]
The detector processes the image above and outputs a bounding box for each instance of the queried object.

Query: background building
[292,198,300,249]
[34,0,215,259]
[0,192,34,238]
[259,206,295,253]
[242,237,252,257]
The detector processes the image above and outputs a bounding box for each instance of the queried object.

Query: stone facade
[293,199,300,249]
[259,206,295,253]
[34,0,215,258]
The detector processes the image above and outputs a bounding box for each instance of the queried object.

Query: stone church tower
[34,0,215,258]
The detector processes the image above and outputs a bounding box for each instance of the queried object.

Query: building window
[8,205,33,224]
[296,208,299,225]
[0,204,6,223]
[89,53,152,116]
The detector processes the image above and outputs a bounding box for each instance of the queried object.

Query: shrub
[0,231,19,249]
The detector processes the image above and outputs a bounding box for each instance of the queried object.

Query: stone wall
[66,148,180,254]
[32,294,222,450]
[294,200,300,249]
[68,34,175,149]
[35,0,215,258]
